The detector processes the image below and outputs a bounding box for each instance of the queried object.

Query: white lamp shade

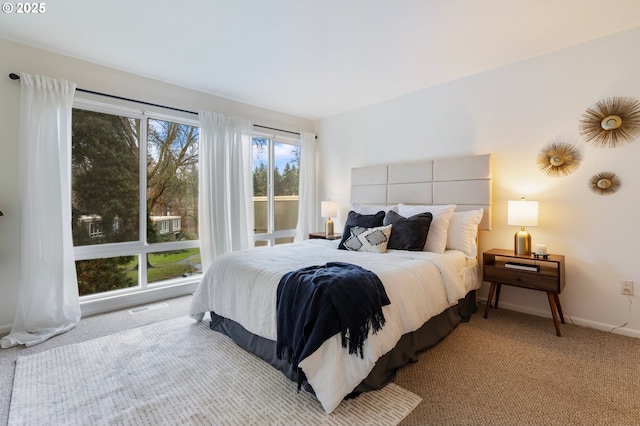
[321,200,337,218]
[507,199,538,227]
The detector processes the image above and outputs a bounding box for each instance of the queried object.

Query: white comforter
[190,239,480,413]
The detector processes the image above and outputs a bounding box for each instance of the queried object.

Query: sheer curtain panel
[1,73,80,348]
[294,131,317,242]
[198,111,254,272]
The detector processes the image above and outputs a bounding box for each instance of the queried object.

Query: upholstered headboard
[350,154,492,230]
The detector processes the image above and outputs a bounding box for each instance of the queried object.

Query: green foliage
[147,248,200,283]
[252,138,300,197]
[72,110,200,296]
[149,248,198,263]
[253,162,268,196]
[147,263,195,283]
[76,257,137,296]
[146,208,159,244]
[76,249,202,296]
[280,162,299,196]
[72,110,140,245]
[253,161,299,196]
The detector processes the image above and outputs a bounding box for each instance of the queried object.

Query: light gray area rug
[9,316,421,425]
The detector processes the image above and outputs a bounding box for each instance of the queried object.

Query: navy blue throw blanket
[276,262,390,389]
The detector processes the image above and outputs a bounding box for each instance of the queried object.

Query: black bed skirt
[209,290,477,395]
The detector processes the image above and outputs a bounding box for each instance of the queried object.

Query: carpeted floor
[2,296,639,425]
[8,316,420,425]
[395,305,640,426]
[0,296,194,425]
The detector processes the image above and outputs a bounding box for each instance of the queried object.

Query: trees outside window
[72,104,200,297]
[252,136,300,246]
[72,110,140,246]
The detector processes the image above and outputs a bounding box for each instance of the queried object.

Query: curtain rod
[8,72,304,137]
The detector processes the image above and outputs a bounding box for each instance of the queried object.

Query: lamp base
[514,229,532,255]
[325,218,334,236]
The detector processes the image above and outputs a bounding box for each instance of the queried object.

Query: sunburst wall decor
[579,97,640,147]
[537,141,581,177]
[588,172,621,196]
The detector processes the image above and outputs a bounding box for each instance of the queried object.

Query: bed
[189,154,492,414]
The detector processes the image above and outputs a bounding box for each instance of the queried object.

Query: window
[72,102,200,298]
[88,220,103,239]
[252,136,300,246]
[157,220,169,234]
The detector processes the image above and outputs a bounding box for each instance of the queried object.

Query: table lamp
[321,200,337,236]
[507,197,538,255]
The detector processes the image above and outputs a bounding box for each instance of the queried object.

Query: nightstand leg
[484,282,497,318]
[494,284,502,309]
[547,292,562,337]
[554,293,565,324]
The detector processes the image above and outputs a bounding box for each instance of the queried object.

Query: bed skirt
[209,290,477,396]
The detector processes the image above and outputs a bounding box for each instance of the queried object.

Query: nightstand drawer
[484,267,559,292]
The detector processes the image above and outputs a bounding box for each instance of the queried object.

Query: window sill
[80,279,199,318]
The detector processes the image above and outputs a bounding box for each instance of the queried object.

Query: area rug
[8,316,421,425]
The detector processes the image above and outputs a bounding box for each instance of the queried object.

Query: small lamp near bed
[321,200,337,236]
[507,197,538,255]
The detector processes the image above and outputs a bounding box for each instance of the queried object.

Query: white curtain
[198,111,254,272]
[1,73,80,348]
[294,131,317,242]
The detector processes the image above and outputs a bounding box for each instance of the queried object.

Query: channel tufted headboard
[350,154,492,230]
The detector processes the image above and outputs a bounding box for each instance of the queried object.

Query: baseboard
[0,324,10,335]
[5,291,637,339]
[478,297,640,339]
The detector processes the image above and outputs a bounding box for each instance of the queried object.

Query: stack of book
[505,262,540,272]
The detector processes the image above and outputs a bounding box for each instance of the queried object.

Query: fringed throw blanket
[276,262,390,389]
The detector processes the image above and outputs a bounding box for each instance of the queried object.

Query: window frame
[72,98,201,302]
[252,132,300,246]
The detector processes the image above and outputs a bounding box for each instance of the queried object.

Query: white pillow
[343,224,392,253]
[350,204,398,215]
[397,204,456,253]
[446,208,484,257]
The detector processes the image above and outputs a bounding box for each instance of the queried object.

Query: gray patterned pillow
[343,225,392,253]
[338,210,385,250]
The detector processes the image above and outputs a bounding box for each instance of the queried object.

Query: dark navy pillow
[338,210,385,250]
[383,210,433,251]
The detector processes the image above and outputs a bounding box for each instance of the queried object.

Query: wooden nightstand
[483,248,566,336]
[308,232,342,240]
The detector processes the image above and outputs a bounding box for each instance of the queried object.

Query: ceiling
[2,0,640,120]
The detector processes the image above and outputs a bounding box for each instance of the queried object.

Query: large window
[72,102,200,298]
[253,136,300,246]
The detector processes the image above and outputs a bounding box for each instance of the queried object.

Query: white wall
[316,27,640,338]
[0,38,314,332]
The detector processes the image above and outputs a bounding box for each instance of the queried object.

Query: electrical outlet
[620,280,634,296]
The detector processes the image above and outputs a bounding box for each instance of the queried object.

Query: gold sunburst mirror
[537,141,581,177]
[580,97,640,147]
[588,172,621,196]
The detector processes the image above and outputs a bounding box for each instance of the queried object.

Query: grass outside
[125,248,201,283]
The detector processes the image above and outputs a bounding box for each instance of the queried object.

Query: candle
[535,244,547,254]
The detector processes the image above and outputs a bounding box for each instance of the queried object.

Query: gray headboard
[350,154,492,230]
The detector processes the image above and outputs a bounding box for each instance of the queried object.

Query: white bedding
[189,239,480,413]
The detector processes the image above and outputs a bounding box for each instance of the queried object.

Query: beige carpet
[396,306,640,426]
[8,316,421,425]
